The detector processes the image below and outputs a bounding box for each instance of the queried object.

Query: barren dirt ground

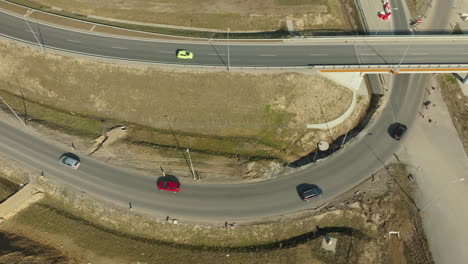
[21,0,346,31]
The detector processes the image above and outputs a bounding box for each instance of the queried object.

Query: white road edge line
[410,53,429,55]
[309,54,328,56]
[111,46,128,50]
[66,39,80,43]
[361,54,377,56]
[208,53,225,56]
[259,54,277,57]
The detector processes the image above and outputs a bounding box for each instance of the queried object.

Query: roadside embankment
[0,163,433,263]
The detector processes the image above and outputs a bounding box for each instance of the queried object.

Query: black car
[392,123,408,140]
[300,185,323,201]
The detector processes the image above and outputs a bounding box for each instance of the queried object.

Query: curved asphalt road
[0,9,433,222]
[0,74,425,222]
[1,11,468,66]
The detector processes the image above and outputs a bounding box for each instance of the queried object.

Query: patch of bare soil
[406,0,432,17]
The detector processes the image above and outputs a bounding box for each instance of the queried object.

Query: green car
[176,49,193,59]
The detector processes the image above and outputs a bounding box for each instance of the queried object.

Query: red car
[157,181,181,193]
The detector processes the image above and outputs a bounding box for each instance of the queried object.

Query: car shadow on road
[296,183,321,200]
[387,122,401,138]
[60,152,80,162]
[156,175,180,185]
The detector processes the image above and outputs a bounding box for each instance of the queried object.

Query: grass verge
[5,0,351,37]
[437,74,468,154]
[5,196,374,263]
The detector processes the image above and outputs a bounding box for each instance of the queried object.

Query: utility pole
[186,149,196,180]
[24,10,45,52]
[227,28,231,72]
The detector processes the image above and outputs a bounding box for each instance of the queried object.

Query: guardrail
[2,0,468,43]
[317,64,468,73]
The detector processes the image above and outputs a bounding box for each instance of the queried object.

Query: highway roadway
[1,11,468,67]
[0,74,425,222]
[0,7,444,222]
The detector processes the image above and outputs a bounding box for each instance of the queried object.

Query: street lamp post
[24,10,45,52]
[227,28,231,72]
[397,28,415,69]
[418,177,465,213]
[340,123,351,148]
[186,149,196,180]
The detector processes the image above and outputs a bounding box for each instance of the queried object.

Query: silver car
[59,154,80,169]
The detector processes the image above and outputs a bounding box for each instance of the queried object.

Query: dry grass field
[18,0,346,31]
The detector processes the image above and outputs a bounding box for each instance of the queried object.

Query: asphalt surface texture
[1,11,468,67]
[0,74,425,222]
[390,0,412,33]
